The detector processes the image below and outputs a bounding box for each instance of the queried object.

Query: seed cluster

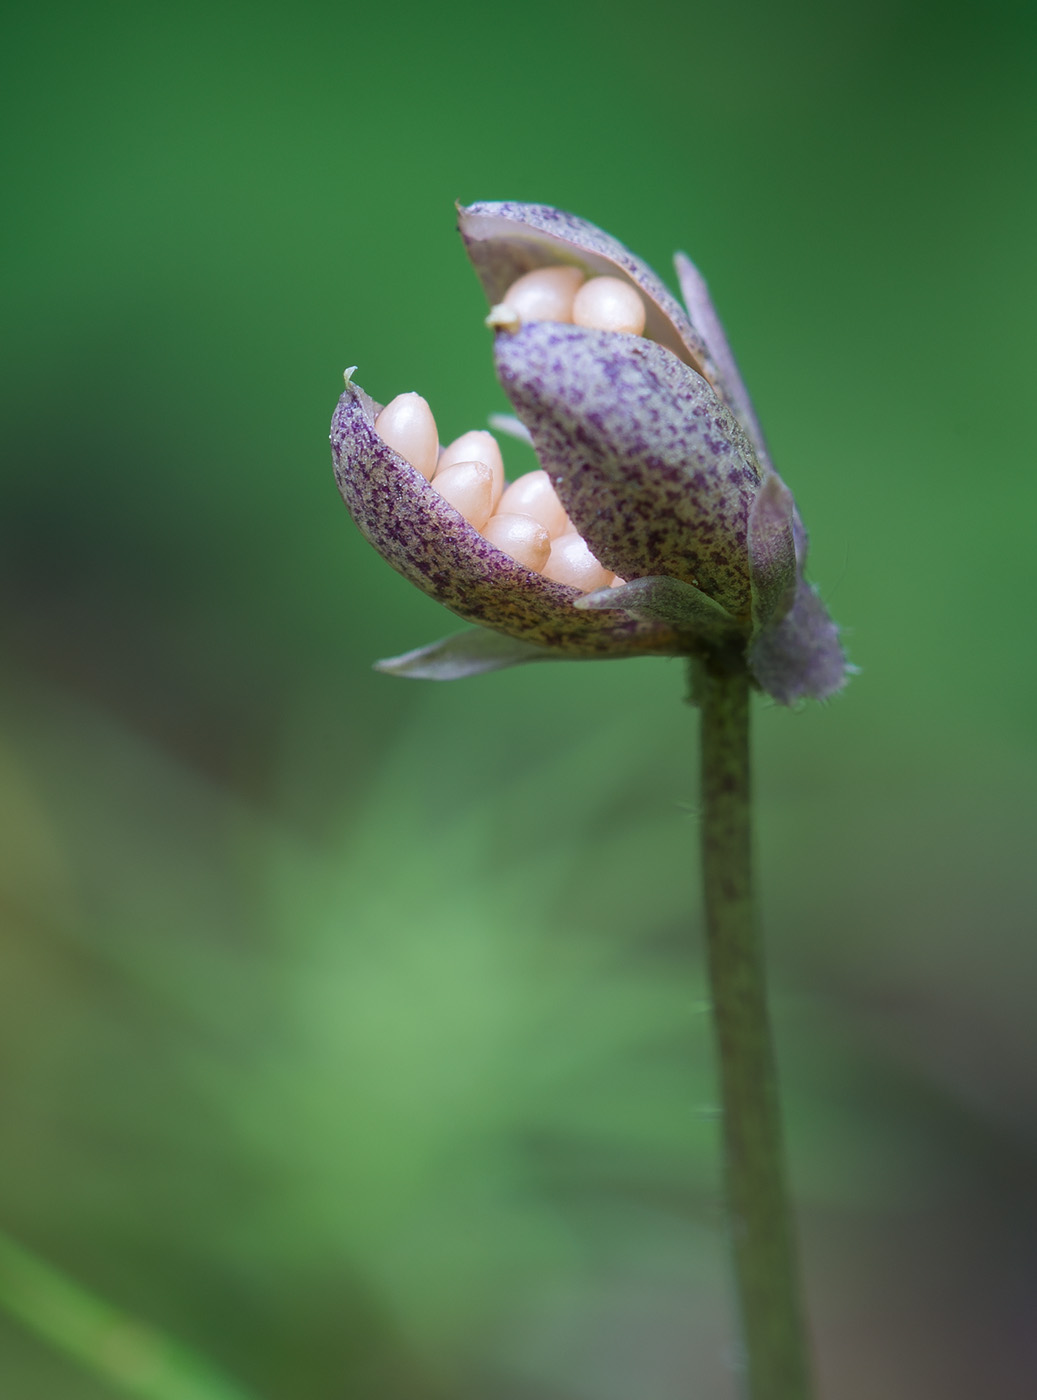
[374,266,651,593]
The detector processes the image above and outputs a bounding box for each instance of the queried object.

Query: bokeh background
[2,1,1035,1396]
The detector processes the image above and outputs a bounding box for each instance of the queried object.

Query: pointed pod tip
[485,303,521,333]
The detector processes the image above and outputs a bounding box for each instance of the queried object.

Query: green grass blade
[0,1231,261,1400]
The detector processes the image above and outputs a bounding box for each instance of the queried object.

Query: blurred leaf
[0,1232,257,1400]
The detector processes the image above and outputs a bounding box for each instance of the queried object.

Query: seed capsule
[374,392,439,481]
[500,266,584,324]
[481,512,551,572]
[572,276,647,336]
[430,461,495,530]
[542,531,613,592]
[437,430,504,508]
[496,470,569,538]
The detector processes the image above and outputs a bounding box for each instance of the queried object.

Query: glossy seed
[496,470,570,538]
[542,531,613,592]
[481,512,551,572]
[430,461,495,530]
[437,430,504,508]
[373,392,439,480]
[572,276,647,336]
[500,266,585,324]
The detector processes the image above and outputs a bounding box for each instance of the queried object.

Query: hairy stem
[692,655,814,1400]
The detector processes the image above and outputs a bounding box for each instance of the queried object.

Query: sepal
[747,472,798,634]
[673,251,770,467]
[375,628,560,679]
[749,580,847,704]
[577,575,739,641]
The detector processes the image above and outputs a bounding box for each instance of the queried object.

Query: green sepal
[577,575,740,641]
[375,627,561,680]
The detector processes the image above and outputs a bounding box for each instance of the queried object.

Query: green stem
[692,655,814,1400]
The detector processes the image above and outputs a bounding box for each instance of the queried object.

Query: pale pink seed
[572,276,647,336]
[373,392,439,480]
[496,470,569,538]
[609,574,628,587]
[481,513,551,572]
[500,266,585,324]
[542,532,613,593]
[437,430,504,508]
[430,461,495,530]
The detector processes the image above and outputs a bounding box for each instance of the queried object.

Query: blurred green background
[2,0,1035,1396]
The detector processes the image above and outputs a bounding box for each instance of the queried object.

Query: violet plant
[330,201,848,1400]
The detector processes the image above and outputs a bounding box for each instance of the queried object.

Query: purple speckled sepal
[459,202,713,378]
[747,472,798,634]
[330,379,680,660]
[747,485,848,702]
[494,323,763,615]
[376,628,560,679]
[673,252,771,469]
[749,579,847,703]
